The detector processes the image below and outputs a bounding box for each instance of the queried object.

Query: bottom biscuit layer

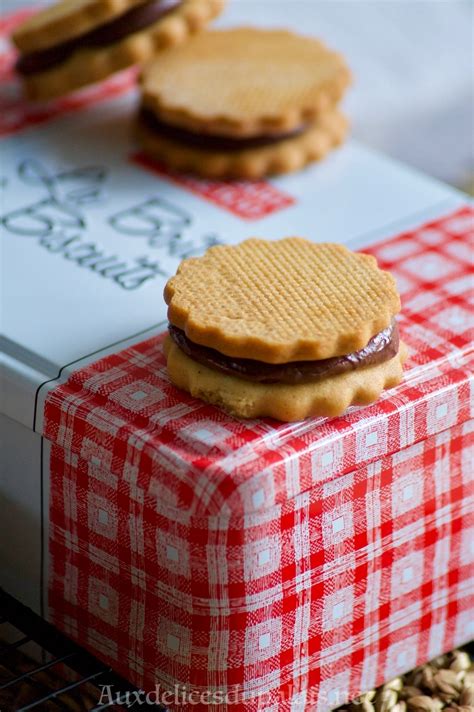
[164,336,408,421]
[136,109,348,179]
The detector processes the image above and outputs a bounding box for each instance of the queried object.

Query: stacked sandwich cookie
[137,28,351,178]
[13,0,225,100]
[164,238,407,421]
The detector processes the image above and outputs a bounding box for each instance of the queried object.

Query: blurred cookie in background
[13,0,226,100]
[136,27,351,178]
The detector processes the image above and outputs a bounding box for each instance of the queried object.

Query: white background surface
[215,0,473,188]
[3,0,473,187]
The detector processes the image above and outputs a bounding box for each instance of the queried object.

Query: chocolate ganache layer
[168,321,400,384]
[139,108,309,152]
[16,0,181,76]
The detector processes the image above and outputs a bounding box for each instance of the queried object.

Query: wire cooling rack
[0,589,165,711]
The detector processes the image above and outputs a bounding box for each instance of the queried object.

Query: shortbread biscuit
[13,0,148,53]
[136,108,348,179]
[140,28,351,136]
[14,0,225,101]
[164,336,408,421]
[164,239,401,363]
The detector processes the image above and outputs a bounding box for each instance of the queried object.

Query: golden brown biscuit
[136,27,350,177]
[141,27,351,135]
[136,108,348,179]
[164,238,401,363]
[13,0,148,53]
[13,0,225,101]
[165,336,407,422]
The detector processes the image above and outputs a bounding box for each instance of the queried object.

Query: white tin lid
[0,94,465,428]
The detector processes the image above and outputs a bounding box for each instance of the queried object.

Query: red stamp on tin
[132,152,296,220]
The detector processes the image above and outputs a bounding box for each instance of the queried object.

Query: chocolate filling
[169,321,400,384]
[16,0,181,76]
[139,107,308,151]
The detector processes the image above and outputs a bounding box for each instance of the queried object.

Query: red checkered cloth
[44,207,474,710]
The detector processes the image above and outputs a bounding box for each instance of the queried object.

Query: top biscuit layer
[13,0,148,53]
[141,28,351,136]
[164,238,401,363]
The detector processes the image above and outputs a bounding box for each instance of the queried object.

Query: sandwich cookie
[164,238,406,421]
[137,28,351,178]
[13,0,225,101]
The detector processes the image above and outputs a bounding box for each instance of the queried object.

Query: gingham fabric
[44,207,474,710]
